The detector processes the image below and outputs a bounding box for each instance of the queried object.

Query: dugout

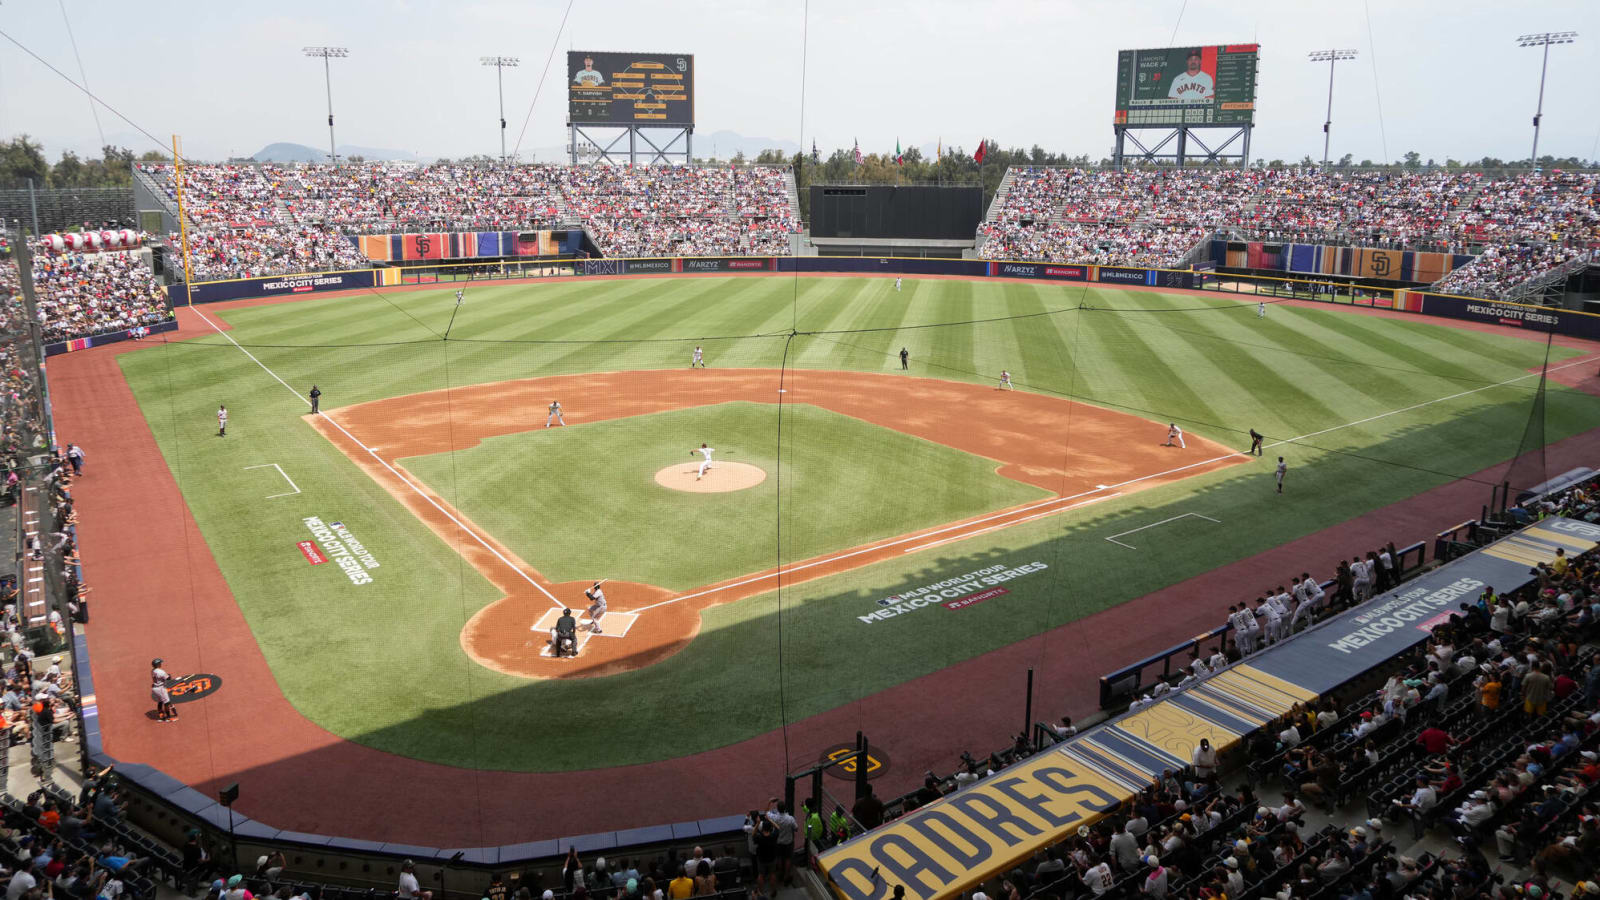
[808,184,982,258]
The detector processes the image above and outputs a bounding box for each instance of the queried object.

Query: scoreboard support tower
[1112,123,1251,169]
[569,123,694,166]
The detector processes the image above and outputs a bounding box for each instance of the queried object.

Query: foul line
[243,463,301,499]
[1105,512,1220,550]
[190,308,561,606]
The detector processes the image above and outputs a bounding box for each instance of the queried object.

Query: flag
[974,139,987,164]
[895,138,903,166]
[852,138,862,165]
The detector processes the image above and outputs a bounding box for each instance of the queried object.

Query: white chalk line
[244,463,301,499]
[1105,512,1221,550]
[190,308,561,607]
[195,305,1594,620]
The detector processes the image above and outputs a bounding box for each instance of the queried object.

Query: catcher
[583,580,608,634]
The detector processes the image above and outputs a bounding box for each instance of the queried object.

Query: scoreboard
[568,51,695,127]
[1114,45,1258,127]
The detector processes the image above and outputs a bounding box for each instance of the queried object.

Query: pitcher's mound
[654,461,767,493]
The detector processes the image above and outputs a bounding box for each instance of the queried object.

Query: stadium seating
[27,245,174,343]
[980,167,1599,299]
[140,162,800,274]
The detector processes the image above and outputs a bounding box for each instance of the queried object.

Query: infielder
[691,443,715,480]
[1165,423,1185,448]
[1275,456,1287,493]
[691,345,706,368]
[546,400,566,428]
[998,370,1013,390]
[583,580,608,633]
[217,404,228,437]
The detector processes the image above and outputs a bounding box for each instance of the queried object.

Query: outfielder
[583,580,608,634]
[217,404,228,437]
[895,277,902,292]
[455,289,465,305]
[998,370,1013,390]
[1275,456,1287,493]
[547,400,566,428]
[1165,423,1185,448]
[1256,302,1266,319]
[691,443,716,480]
[691,345,706,368]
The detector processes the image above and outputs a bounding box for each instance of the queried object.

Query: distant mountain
[252,142,424,163]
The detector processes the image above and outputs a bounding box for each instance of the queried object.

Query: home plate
[532,608,640,657]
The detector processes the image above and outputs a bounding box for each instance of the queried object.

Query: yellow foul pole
[172,135,194,306]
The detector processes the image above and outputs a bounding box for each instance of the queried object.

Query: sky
[0,0,1596,165]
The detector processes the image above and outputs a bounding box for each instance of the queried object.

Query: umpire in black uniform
[309,385,322,414]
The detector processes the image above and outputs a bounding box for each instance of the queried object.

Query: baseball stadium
[2,7,1600,900]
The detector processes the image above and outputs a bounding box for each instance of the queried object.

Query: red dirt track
[45,279,1600,848]
[316,369,1239,679]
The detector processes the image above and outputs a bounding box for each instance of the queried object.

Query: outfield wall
[161,255,1600,340]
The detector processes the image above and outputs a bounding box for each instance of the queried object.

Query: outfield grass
[110,276,1600,770]
[398,402,1048,590]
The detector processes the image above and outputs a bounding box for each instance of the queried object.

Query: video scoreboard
[1114,45,1259,127]
[568,51,695,127]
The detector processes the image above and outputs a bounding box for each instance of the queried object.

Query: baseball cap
[1583,751,1598,761]
[1144,855,1160,868]
[1224,857,1239,870]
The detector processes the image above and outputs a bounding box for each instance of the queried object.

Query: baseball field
[55,272,1600,837]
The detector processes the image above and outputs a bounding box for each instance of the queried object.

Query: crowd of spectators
[980,167,1599,299]
[140,162,800,276]
[0,249,47,473]
[28,244,173,343]
[826,476,1600,900]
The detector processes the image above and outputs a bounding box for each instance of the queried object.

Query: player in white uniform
[1257,302,1266,318]
[691,345,705,368]
[583,581,607,633]
[151,658,175,722]
[1167,50,1215,100]
[1165,423,1185,448]
[895,277,902,292]
[546,400,566,428]
[998,370,1013,390]
[1275,457,1287,493]
[691,443,715,480]
[217,405,228,437]
[1227,605,1256,654]
[455,289,465,305]
[1259,598,1282,646]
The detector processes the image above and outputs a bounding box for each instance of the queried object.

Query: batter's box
[531,608,640,658]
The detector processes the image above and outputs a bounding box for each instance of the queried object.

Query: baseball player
[1275,456,1287,493]
[217,404,228,437]
[1164,423,1185,448]
[583,581,608,634]
[895,277,902,292]
[546,608,578,657]
[998,370,1013,390]
[151,658,175,722]
[455,289,465,305]
[1256,302,1266,319]
[1248,428,1264,456]
[546,400,566,428]
[1227,605,1256,654]
[1258,597,1282,646]
[691,443,715,480]
[691,345,706,368]
[1168,49,1215,100]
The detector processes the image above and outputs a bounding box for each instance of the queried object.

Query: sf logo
[825,748,882,775]
[170,677,212,696]
[414,235,431,256]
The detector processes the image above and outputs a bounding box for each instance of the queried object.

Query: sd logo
[819,743,891,780]
[168,673,223,704]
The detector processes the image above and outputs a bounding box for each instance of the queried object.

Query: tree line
[0,136,170,190]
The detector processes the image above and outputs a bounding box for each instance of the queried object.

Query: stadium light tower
[1516,32,1577,168]
[481,56,521,163]
[1307,49,1357,168]
[302,46,349,165]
